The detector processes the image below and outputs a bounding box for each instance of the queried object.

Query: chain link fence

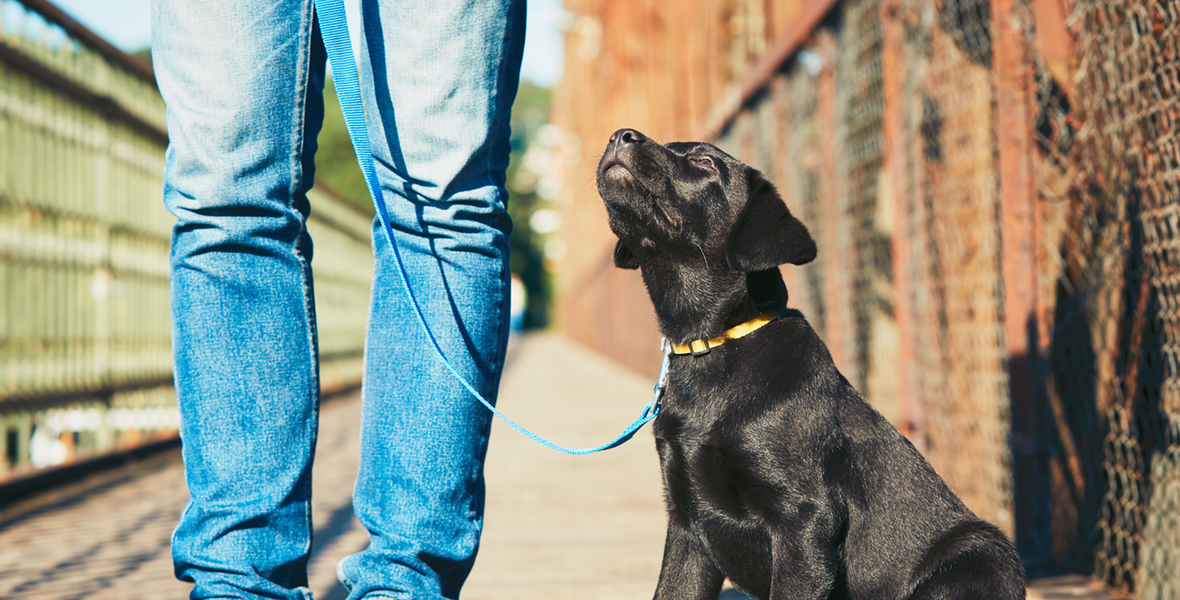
[558,0,1180,594]
[1062,0,1180,593]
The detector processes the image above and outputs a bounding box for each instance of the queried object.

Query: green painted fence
[0,0,372,482]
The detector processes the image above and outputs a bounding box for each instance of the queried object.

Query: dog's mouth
[600,166,679,229]
[598,143,680,230]
[600,157,632,181]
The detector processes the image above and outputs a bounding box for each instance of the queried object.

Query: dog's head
[596,128,816,339]
[596,128,816,273]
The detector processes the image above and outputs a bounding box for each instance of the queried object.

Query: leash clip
[649,338,672,414]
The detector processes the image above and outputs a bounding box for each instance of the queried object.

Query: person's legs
[153,1,327,598]
[335,1,525,599]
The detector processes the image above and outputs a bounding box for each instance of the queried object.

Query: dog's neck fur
[640,261,789,344]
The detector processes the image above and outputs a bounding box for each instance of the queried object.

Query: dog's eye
[693,156,715,169]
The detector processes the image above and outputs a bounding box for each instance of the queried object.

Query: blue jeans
[152,1,523,598]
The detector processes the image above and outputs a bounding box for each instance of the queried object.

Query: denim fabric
[152,0,523,598]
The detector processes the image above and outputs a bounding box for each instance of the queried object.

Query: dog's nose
[610,128,647,147]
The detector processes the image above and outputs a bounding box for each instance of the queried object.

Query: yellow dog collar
[665,315,776,356]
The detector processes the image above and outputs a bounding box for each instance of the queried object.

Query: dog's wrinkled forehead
[664,141,741,181]
[664,141,728,158]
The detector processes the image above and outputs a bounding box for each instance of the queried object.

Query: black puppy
[596,128,1025,600]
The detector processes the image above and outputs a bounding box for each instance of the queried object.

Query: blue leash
[313,0,662,454]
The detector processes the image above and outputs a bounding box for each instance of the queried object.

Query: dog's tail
[905,520,1026,600]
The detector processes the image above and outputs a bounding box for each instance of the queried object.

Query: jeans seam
[480,0,518,400]
[293,0,320,581]
[437,1,517,588]
[487,0,522,219]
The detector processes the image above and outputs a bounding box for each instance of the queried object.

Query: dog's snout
[610,128,648,147]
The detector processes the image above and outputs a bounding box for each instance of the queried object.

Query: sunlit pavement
[0,333,1114,599]
[0,334,668,600]
[463,333,666,599]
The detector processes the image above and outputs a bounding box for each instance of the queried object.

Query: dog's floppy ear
[726,174,817,272]
[613,240,640,269]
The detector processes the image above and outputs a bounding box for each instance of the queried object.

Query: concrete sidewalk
[0,333,1115,599]
[463,333,666,599]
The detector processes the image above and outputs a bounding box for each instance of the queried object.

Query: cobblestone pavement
[0,334,1117,599]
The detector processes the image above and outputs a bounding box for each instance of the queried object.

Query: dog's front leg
[653,518,724,600]
[767,537,836,600]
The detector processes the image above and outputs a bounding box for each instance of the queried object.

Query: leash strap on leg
[313,0,659,455]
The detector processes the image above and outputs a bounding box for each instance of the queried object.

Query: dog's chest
[653,397,794,524]
[653,407,786,595]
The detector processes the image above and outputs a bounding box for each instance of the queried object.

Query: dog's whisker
[695,242,709,269]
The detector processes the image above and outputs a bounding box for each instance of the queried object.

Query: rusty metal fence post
[993,0,1054,566]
